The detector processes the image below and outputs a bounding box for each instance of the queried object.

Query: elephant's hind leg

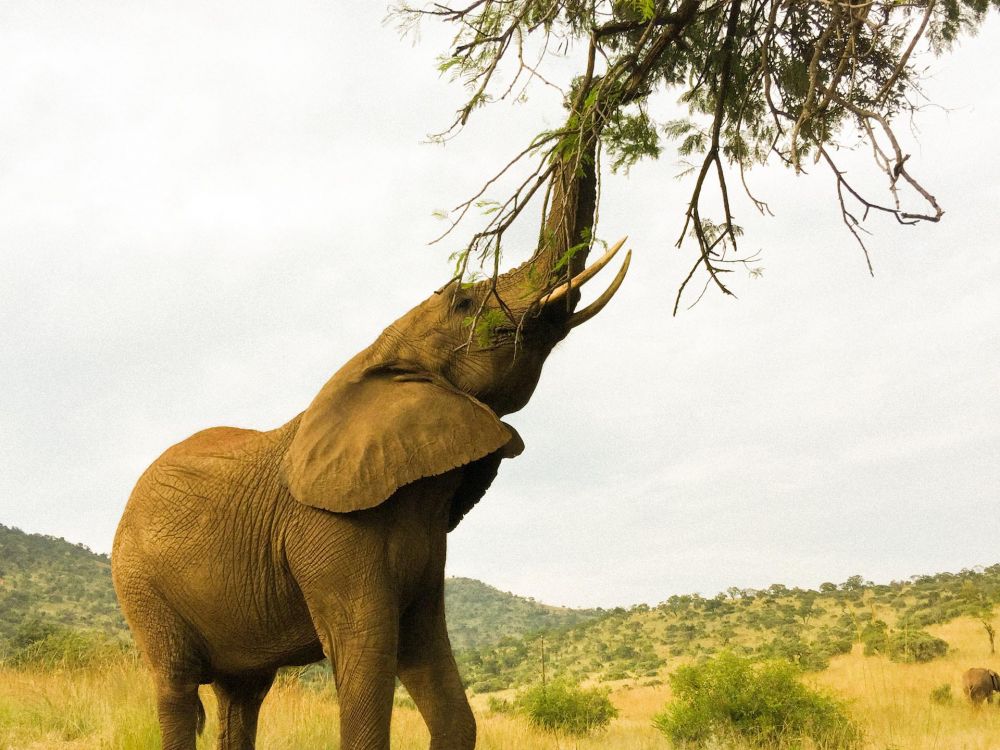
[154,675,205,750]
[213,671,276,750]
[116,580,208,750]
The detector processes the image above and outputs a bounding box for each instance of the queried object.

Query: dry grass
[2,617,1000,749]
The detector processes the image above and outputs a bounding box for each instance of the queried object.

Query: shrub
[861,620,889,656]
[887,629,948,663]
[514,680,618,735]
[755,632,830,672]
[6,627,130,670]
[930,683,953,704]
[653,651,862,749]
[861,623,947,663]
[470,677,507,694]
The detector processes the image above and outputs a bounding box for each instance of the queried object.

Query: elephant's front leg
[312,598,399,750]
[397,586,475,750]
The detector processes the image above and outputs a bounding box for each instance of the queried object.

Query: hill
[444,577,602,650]
[0,525,125,646]
[455,567,1000,692]
[0,524,600,653]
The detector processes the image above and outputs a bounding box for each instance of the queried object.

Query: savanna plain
[3,622,1000,749]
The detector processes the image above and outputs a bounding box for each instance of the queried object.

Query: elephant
[112,213,631,750]
[963,667,1000,704]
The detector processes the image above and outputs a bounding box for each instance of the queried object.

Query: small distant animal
[962,667,1000,704]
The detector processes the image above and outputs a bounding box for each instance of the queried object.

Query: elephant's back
[157,425,264,462]
[112,417,313,670]
[117,418,300,544]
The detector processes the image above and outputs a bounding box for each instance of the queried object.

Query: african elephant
[963,667,1000,704]
[112,203,630,750]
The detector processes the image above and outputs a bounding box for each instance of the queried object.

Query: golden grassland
[2,617,1000,750]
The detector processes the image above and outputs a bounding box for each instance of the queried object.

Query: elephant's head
[282,237,631,515]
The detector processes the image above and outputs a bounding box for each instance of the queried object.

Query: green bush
[6,627,130,670]
[860,620,889,656]
[755,632,830,672]
[653,651,862,749]
[887,629,948,663]
[470,677,507,693]
[861,623,947,663]
[514,680,618,736]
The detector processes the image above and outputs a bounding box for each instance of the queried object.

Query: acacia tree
[394,0,997,313]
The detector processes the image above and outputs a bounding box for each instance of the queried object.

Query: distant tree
[841,575,868,593]
[982,617,996,656]
[796,592,818,626]
[395,0,998,311]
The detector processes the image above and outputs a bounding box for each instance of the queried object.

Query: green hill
[444,577,602,650]
[0,525,125,647]
[455,567,1000,692]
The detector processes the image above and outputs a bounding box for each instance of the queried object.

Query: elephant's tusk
[566,250,631,329]
[538,236,627,307]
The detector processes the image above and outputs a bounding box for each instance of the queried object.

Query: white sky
[1,1,998,608]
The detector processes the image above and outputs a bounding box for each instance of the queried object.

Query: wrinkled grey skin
[112,120,611,749]
[112,283,576,750]
[963,667,1000,704]
[112,220,628,750]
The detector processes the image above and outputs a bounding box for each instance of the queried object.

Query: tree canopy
[393,0,998,310]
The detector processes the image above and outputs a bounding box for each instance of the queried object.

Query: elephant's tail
[195,695,206,735]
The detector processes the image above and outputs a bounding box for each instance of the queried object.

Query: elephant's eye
[453,297,475,313]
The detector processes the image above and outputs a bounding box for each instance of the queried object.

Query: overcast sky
[1,1,998,608]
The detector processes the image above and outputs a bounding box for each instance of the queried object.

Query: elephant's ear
[282,362,515,513]
[448,422,523,532]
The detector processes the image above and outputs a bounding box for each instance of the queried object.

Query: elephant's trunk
[497,105,603,312]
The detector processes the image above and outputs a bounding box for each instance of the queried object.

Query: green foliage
[930,683,953,705]
[0,525,127,651]
[886,628,949,663]
[653,652,862,749]
[463,308,514,347]
[6,627,131,671]
[755,629,831,671]
[860,619,889,656]
[604,107,661,173]
[514,680,618,736]
[861,620,948,663]
[396,0,1000,306]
